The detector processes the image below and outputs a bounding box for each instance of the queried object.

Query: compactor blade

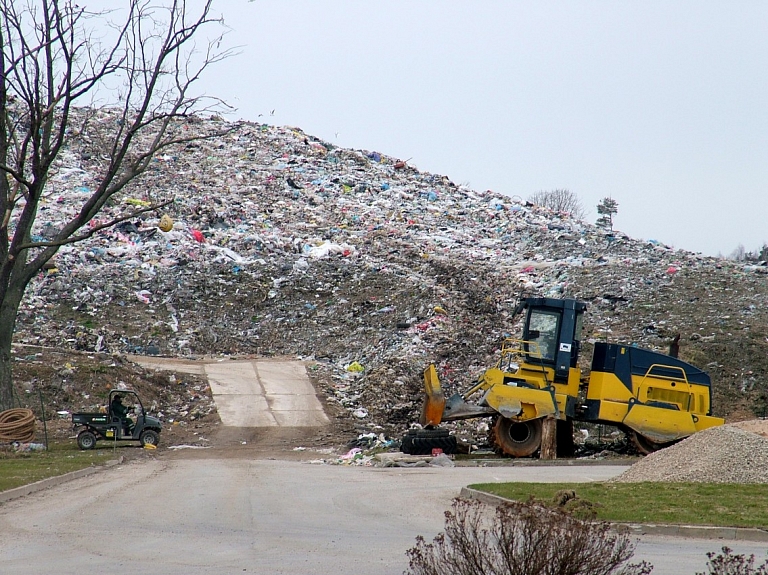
[443,393,496,421]
[420,364,446,426]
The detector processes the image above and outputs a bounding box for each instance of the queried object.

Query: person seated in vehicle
[111,394,134,435]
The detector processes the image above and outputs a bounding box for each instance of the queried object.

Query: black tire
[402,428,451,453]
[77,430,97,450]
[139,429,160,447]
[631,431,673,455]
[406,435,457,455]
[493,417,542,457]
[405,428,450,438]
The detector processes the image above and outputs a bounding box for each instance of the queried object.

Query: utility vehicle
[72,390,162,449]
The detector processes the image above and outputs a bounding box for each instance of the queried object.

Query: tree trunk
[0,284,25,411]
[540,416,557,460]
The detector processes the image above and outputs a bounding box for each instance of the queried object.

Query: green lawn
[469,482,768,529]
[0,442,116,492]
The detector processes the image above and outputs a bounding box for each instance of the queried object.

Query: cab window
[526,310,560,362]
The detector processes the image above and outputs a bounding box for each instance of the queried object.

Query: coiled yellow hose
[0,408,36,442]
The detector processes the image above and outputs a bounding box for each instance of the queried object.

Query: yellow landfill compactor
[421,297,724,457]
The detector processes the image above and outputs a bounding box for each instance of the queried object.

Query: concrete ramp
[129,357,328,427]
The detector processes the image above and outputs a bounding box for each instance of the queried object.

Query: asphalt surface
[0,456,766,575]
[5,358,765,573]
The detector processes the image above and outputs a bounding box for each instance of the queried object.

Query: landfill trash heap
[12,107,768,441]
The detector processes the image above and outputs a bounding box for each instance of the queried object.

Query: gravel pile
[612,425,768,483]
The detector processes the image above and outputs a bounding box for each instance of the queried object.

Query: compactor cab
[421,298,587,457]
[518,297,586,386]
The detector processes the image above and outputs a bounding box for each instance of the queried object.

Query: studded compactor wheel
[630,430,674,455]
[492,417,543,457]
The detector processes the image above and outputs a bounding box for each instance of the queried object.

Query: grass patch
[0,441,116,492]
[469,482,768,529]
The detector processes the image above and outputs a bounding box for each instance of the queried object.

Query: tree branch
[18,198,174,251]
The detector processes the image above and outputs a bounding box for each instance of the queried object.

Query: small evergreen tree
[596,197,619,231]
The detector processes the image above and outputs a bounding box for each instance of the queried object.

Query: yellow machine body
[585,345,724,444]
[421,339,582,425]
[475,339,582,422]
[587,345,725,444]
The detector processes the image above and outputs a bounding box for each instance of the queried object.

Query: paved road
[130,356,329,427]
[0,457,765,575]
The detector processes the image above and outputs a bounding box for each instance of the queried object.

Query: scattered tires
[139,429,160,448]
[77,430,97,450]
[493,417,542,457]
[401,429,456,455]
[404,428,450,438]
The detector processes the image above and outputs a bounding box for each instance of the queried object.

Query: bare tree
[528,189,585,219]
[0,0,235,409]
[407,498,652,575]
[728,244,747,261]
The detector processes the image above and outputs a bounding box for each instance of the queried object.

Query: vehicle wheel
[493,417,542,457]
[402,428,451,454]
[631,431,673,455]
[77,430,97,450]
[139,429,160,447]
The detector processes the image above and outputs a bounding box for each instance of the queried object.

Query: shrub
[406,498,652,575]
[697,547,768,575]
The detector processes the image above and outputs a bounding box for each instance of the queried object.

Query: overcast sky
[190,1,768,257]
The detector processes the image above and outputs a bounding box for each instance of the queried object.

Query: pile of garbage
[12,107,768,443]
[306,433,457,468]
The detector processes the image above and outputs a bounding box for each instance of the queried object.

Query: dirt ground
[10,345,359,460]
[728,419,768,438]
[9,344,768,463]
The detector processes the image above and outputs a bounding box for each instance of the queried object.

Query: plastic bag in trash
[429,453,455,467]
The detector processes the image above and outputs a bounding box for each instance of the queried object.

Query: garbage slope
[13,109,768,439]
